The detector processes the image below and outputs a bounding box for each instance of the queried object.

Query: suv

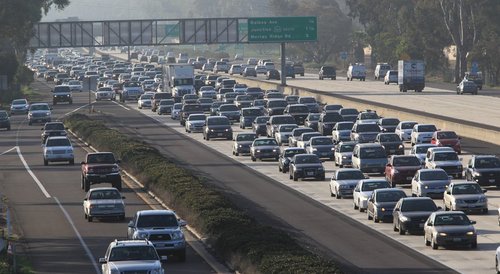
[151,92,171,112]
[52,85,72,105]
[28,103,52,125]
[43,136,74,166]
[203,116,232,140]
[464,155,500,186]
[319,66,336,80]
[99,240,165,274]
[127,210,187,261]
[81,152,122,191]
[425,147,463,179]
[179,104,204,126]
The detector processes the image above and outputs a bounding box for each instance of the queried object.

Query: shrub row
[64,113,341,273]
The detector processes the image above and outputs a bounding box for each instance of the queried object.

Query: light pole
[87,77,92,114]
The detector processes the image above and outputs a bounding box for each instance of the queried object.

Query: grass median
[64,113,341,273]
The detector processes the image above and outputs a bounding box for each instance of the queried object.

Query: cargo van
[347,63,366,81]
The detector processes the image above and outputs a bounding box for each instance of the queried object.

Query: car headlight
[256,149,261,153]
[46,112,50,116]
[342,156,348,159]
[66,149,73,154]
[478,197,487,203]
[135,232,149,239]
[473,171,481,177]
[380,208,386,212]
[424,185,429,189]
[272,149,278,152]
[225,129,230,132]
[398,144,404,149]
[438,232,447,236]
[400,216,410,222]
[238,144,243,148]
[210,129,214,132]
[171,231,184,240]
[466,231,475,236]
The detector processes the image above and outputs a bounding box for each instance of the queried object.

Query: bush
[64,113,341,273]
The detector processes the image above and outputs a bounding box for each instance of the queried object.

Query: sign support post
[281,43,286,86]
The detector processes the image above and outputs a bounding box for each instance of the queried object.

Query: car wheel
[87,216,93,222]
[43,159,48,166]
[69,159,74,165]
[330,188,335,197]
[425,234,431,246]
[431,236,438,250]
[483,208,488,214]
[471,241,477,249]
[113,180,122,191]
[84,179,90,192]
[399,223,406,235]
[367,212,373,220]
[353,201,358,210]
[393,222,398,232]
[251,156,256,162]
[335,188,341,199]
[373,214,379,223]
[293,173,298,181]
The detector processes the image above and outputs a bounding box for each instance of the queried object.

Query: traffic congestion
[15,47,500,273]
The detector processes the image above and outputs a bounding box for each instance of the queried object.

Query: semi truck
[398,60,425,92]
[163,64,195,101]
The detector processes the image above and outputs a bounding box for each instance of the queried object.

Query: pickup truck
[81,152,122,192]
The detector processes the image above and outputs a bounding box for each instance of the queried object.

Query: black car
[318,112,343,136]
[0,111,10,131]
[210,101,224,116]
[465,155,500,186]
[289,154,325,181]
[284,104,309,125]
[304,113,320,131]
[279,147,306,173]
[265,99,288,116]
[266,69,281,80]
[240,107,264,129]
[252,116,270,136]
[319,66,336,80]
[203,116,232,141]
[378,118,400,133]
[393,197,439,235]
[246,87,264,100]
[375,133,404,155]
[41,122,67,144]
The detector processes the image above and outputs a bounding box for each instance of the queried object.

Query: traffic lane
[95,101,455,273]
[129,103,500,273]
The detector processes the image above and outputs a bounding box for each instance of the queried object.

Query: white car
[138,94,153,109]
[83,187,125,222]
[43,136,74,166]
[185,114,207,133]
[334,141,356,168]
[233,84,248,93]
[443,181,488,214]
[410,144,437,164]
[99,240,165,274]
[394,121,418,142]
[199,90,216,99]
[229,65,242,75]
[330,168,366,199]
[353,179,391,212]
[170,103,182,120]
[410,124,438,146]
[255,65,267,74]
[384,70,398,84]
[66,80,83,92]
[411,169,451,198]
[95,87,115,101]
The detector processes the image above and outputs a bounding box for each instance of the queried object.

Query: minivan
[352,143,388,174]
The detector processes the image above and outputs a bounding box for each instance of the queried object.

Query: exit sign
[248,17,317,42]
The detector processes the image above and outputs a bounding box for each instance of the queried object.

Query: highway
[0,80,217,274]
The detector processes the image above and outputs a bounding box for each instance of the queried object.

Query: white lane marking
[54,197,100,274]
[15,146,51,198]
[0,146,16,156]
[112,101,130,110]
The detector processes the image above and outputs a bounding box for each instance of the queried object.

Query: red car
[385,155,422,187]
[431,130,461,154]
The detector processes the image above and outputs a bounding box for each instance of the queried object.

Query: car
[288,127,315,147]
[377,118,400,133]
[443,181,488,214]
[65,79,83,92]
[245,87,264,100]
[137,93,153,109]
[95,87,115,101]
[323,104,343,113]
[281,104,309,126]
[374,63,391,80]
[127,210,187,261]
[384,70,398,84]
[338,108,359,122]
[43,136,74,166]
[395,121,418,142]
[296,132,322,149]
[318,112,343,136]
[385,155,422,187]
[410,124,438,146]
[242,67,257,77]
[307,136,334,160]
[182,94,199,105]
[250,137,280,162]
[375,133,404,156]
[456,79,478,95]
[353,179,391,212]
[217,104,241,122]
[275,124,299,145]
[209,101,224,116]
[232,133,257,156]
[411,169,451,198]
[234,95,254,109]
[52,85,72,105]
[356,110,380,124]
[330,168,366,199]
[425,147,463,179]
[83,187,125,222]
[157,99,175,115]
[303,113,320,131]
[347,63,366,81]
[185,114,206,133]
[151,92,172,111]
[170,103,182,119]
[334,141,357,168]
[9,99,29,114]
[465,155,500,186]
[239,107,263,129]
[319,66,336,80]
[367,188,407,222]
[424,211,477,249]
[278,147,306,173]
[266,115,297,138]
[213,61,229,73]
[222,92,238,104]
[289,154,325,181]
[229,64,242,75]
[285,95,299,105]
[28,103,51,125]
[298,96,319,113]
[0,111,11,131]
[350,122,381,143]
[202,63,214,72]
[352,143,388,174]
[41,121,66,143]
[331,121,354,144]
[99,239,166,274]
[266,69,280,80]
[393,197,439,235]
[180,104,204,126]
[409,144,438,164]
[80,152,122,192]
[431,130,461,154]
[198,98,214,112]
[292,62,304,76]
[265,99,288,117]
[203,116,232,140]
[233,83,248,93]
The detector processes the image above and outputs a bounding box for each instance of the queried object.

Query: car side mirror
[445,190,451,195]
[386,164,392,167]
[468,165,472,168]
[266,122,270,125]
[128,221,134,227]
[427,222,433,227]
[98,258,106,264]
[470,220,477,225]
[178,219,187,227]
[83,198,87,201]
[368,198,373,202]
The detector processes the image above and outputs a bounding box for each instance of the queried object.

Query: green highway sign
[248,17,317,42]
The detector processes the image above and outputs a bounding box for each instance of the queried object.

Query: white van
[374,63,391,80]
[347,63,366,81]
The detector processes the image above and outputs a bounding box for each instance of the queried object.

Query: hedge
[65,113,341,274]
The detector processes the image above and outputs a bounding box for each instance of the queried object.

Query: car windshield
[30,104,49,111]
[360,112,379,119]
[268,100,288,108]
[200,86,215,91]
[322,67,335,73]
[302,134,321,141]
[311,137,333,145]
[379,134,401,142]
[123,82,141,87]
[189,115,206,121]
[87,153,115,164]
[253,100,266,107]
[475,158,500,168]
[89,190,121,200]
[393,156,421,166]
[208,118,229,125]
[254,139,278,146]
[237,134,256,141]
[376,191,406,202]
[322,113,342,122]
[381,118,399,125]
[173,104,182,110]
[68,80,80,85]
[237,95,252,101]
[452,184,483,194]
[220,105,239,111]
[336,122,354,130]
[434,214,471,226]
[295,155,320,164]
[415,145,435,154]
[341,109,358,115]
[401,199,437,212]
[12,99,27,105]
[357,124,380,132]
[272,116,296,124]
[44,123,64,130]
[420,170,449,181]
[224,93,237,99]
[339,144,355,152]
[46,138,70,147]
[279,125,297,132]
[337,170,364,180]
[325,105,342,111]
[359,147,386,158]
[198,99,213,104]
[289,105,309,113]
[437,131,458,139]
[137,214,179,228]
[293,128,314,137]
[434,152,458,161]
[242,109,262,116]
[255,117,270,123]
[361,181,389,191]
[284,149,305,157]
[307,114,320,121]
[418,125,437,132]
[141,94,153,100]
[183,105,203,111]
[299,97,316,104]
[402,122,417,129]
[109,246,159,261]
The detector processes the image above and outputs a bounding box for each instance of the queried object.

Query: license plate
[389,149,395,153]
[406,177,413,180]
[307,172,314,176]
[489,179,496,183]
[100,175,106,178]
[217,133,223,137]
[453,238,462,242]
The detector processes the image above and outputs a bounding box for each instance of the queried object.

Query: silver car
[395,121,418,142]
[83,187,125,222]
[424,211,477,250]
[10,98,29,114]
[28,103,51,125]
[411,169,451,198]
[353,179,391,212]
[250,138,280,162]
[443,181,488,214]
[43,136,74,166]
[275,124,298,145]
[95,87,115,101]
[185,114,206,133]
[334,141,357,168]
[330,168,366,199]
[99,240,165,274]
[170,103,182,120]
